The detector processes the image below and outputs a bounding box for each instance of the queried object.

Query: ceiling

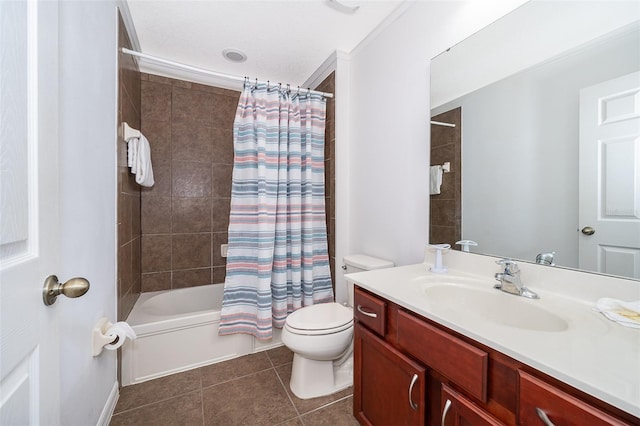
[126,0,406,89]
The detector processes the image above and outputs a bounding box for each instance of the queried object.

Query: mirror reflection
[430,0,640,280]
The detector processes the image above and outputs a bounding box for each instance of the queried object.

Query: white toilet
[281,254,394,399]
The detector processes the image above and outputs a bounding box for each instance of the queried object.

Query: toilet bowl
[281,302,354,399]
[281,254,394,399]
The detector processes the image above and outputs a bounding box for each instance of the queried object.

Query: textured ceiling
[126,0,405,87]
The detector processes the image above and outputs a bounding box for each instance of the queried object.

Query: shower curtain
[219,81,334,340]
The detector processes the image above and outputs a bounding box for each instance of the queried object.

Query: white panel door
[0,1,60,424]
[579,71,640,279]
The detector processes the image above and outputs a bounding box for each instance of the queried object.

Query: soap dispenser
[429,244,450,274]
[455,240,478,253]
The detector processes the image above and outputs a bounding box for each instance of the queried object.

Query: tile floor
[110,346,359,426]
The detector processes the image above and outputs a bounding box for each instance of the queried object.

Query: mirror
[430,0,640,280]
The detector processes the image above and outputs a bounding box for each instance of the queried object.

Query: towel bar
[123,122,141,141]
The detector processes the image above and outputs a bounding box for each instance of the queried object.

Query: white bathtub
[121,284,282,386]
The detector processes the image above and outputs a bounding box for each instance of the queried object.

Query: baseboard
[96,381,119,426]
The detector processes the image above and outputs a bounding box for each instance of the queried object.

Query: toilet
[281,254,394,399]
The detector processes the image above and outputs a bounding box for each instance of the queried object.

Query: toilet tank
[343,254,394,307]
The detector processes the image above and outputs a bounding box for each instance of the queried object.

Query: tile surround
[140,71,336,293]
[140,74,239,291]
[117,12,141,322]
[110,346,357,426]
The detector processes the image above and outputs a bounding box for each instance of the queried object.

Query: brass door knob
[42,275,90,306]
[581,226,596,236]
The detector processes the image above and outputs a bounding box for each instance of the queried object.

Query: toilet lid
[286,302,353,332]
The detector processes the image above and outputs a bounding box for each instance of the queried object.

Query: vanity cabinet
[354,323,426,425]
[353,286,637,426]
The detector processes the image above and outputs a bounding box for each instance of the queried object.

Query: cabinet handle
[441,399,452,426]
[535,408,556,426]
[357,304,377,318]
[408,374,419,410]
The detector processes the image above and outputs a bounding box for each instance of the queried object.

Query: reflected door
[578,71,640,278]
[0,1,60,423]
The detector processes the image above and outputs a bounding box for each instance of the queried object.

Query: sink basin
[423,284,569,332]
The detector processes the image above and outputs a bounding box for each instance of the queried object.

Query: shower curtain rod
[121,48,334,99]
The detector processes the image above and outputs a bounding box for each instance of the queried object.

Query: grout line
[113,389,201,417]
[299,393,353,418]
[273,364,302,419]
[200,374,205,426]
[200,366,274,391]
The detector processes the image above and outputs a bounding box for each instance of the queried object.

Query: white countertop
[347,252,640,418]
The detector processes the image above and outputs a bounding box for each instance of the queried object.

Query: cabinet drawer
[518,371,629,425]
[397,310,488,402]
[354,287,386,337]
[441,384,505,426]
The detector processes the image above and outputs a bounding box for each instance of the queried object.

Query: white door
[579,71,640,279]
[1,1,61,423]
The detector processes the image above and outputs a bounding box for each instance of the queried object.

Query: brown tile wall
[139,72,336,293]
[139,74,239,292]
[430,107,462,248]
[117,13,141,322]
[315,72,336,288]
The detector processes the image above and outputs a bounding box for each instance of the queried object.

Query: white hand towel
[134,134,154,187]
[127,138,138,173]
[430,165,443,195]
[594,298,640,328]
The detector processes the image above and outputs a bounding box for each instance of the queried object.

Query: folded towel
[134,134,154,187]
[430,165,442,195]
[127,137,138,172]
[594,298,640,328]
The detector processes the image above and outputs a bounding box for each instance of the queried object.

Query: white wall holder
[92,317,136,356]
[122,122,141,142]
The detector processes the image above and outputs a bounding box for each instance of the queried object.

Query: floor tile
[202,369,297,425]
[300,397,359,426]
[275,363,353,415]
[265,346,294,367]
[115,369,201,413]
[110,391,203,426]
[200,352,272,388]
[276,418,304,426]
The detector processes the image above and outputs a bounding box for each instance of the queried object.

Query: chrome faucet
[494,259,539,299]
[536,252,555,266]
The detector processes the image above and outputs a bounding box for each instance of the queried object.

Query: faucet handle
[496,258,519,274]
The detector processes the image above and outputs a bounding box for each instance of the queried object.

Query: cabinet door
[354,323,426,426]
[441,384,505,426]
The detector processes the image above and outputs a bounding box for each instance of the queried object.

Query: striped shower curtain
[218,82,334,340]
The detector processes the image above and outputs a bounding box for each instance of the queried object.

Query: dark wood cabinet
[353,286,638,426]
[518,371,630,426]
[354,323,426,425]
[441,384,505,426]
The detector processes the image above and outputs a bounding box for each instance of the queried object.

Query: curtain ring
[297,86,300,95]
[255,78,258,86]
[307,88,311,96]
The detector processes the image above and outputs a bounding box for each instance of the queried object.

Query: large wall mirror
[430,0,640,280]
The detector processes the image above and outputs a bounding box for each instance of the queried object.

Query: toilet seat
[285,302,354,336]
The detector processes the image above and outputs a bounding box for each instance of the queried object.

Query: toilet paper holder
[92,317,135,356]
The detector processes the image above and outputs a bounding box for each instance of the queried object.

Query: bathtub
[121,284,282,386]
